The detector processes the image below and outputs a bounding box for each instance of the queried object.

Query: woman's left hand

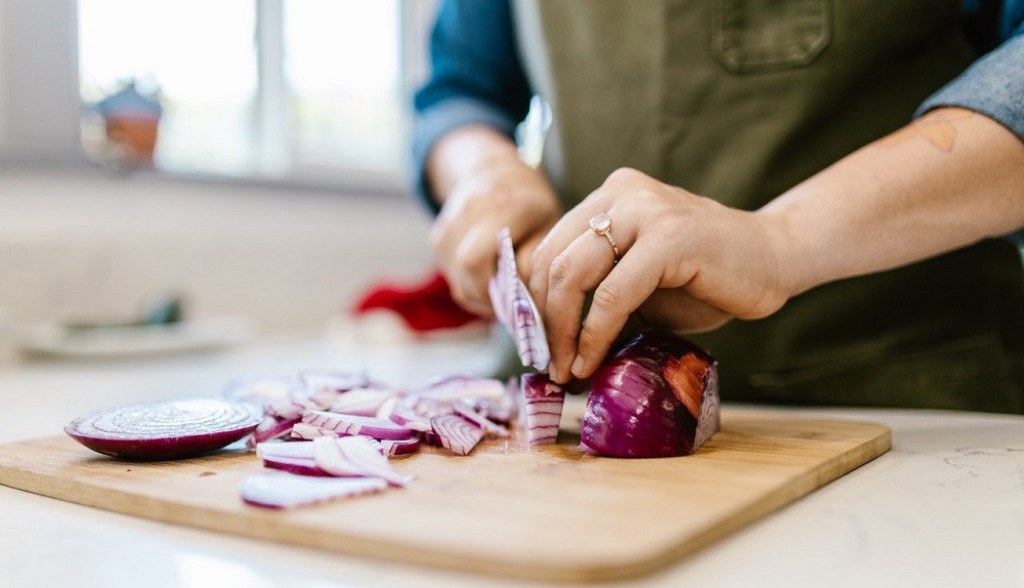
[527,167,794,384]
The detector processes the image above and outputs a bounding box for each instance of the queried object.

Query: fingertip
[570,354,586,379]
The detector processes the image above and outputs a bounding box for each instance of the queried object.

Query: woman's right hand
[427,126,562,317]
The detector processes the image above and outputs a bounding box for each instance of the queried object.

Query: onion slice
[64,398,264,461]
[302,410,415,440]
[313,436,411,487]
[488,227,549,370]
[430,414,485,456]
[521,373,565,445]
[240,473,386,509]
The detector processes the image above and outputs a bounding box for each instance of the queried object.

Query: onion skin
[580,330,720,458]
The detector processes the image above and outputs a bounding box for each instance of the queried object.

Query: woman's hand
[427,126,562,317]
[528,167,794,384]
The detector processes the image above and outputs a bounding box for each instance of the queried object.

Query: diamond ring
[589,212,620,261]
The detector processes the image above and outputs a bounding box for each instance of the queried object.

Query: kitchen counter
[0,336,1021,588]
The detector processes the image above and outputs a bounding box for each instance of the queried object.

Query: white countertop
[0,336,1021,588]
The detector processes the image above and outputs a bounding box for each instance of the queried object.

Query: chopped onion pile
[64,398,264,461]
[488,227,550,370]
[230,369,518,508]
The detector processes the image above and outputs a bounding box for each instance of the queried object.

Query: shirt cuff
[410,98,521,214]
[915,33,1024,143]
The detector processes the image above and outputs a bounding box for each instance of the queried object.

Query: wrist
[425,125,521,204]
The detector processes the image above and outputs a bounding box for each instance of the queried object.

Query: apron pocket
[711,0,832,73]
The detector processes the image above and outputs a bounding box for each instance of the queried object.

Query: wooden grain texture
[0,410,889,583]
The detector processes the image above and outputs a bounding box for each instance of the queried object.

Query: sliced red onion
[327,387,397,416]
[521,373,565,445]
[299,369,372,394]
[430,414,485,456]
[374,395,399,420]
[412,375,508,403]
[581,330,720,458]
[256,440,315,459]
[289,422,339,440]
[262,455,328,477]
[301,410,415,440]
[452,404,509,438]
[240,473,386,509]
[379,437,421,457]
[488,227,550,370]
[313,436,410,487]
[387,403,432,432]
[65,398,264,461]
[250,415,302,446]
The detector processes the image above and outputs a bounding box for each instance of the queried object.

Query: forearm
[762,107,1024,298]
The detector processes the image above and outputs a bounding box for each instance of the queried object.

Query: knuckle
[591,280,626,312]
[547,253,576,289]
[605,167,643,186]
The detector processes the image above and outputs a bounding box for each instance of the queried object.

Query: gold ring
[589,212,620,260]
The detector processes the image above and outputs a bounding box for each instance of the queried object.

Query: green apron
[512,0,1024,413]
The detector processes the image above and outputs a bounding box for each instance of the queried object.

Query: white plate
[15,316,253,359]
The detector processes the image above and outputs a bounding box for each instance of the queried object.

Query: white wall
[0,0,84,166]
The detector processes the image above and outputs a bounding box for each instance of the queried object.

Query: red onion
[64,398,263,460]
[379,437,421,457]
[488,227,550,370]
[240,473,386,509]
[313,436,411,487]
[452,404,509,438]
[301,410,415,440]
[429,414,485,456]
[581,330,720,458]
[261,455,328,477]
[521,373,565,445]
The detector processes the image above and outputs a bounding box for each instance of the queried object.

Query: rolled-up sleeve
[410,0,532,213]
[915,7,1024,142]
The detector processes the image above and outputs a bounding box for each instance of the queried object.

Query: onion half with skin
[581,330,720,458]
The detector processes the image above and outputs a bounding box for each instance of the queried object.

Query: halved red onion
[521,373,565,445]
[430,414,485,456]
[65,398,264,461]
[581,330,720,458]
[240,473,386,509]
[488,227,549,370]
[302,410,415,440]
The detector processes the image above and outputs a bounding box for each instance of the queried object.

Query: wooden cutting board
[0,409,889,583]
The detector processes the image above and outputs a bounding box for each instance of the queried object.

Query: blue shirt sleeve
[915,1,1024,142]
[410,0,532,213]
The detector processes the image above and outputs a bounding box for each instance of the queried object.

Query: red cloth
[352,271,486,333]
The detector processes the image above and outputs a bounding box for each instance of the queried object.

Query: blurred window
[78,0,428,190]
